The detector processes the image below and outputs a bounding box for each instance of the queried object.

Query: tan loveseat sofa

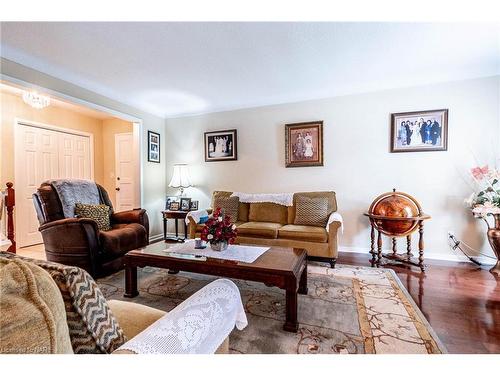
[188,191,341,267]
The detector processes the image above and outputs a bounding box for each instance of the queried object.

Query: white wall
[1,59,166,238]
[165,76,500,261]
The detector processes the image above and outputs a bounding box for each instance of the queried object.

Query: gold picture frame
[285,121,324,167]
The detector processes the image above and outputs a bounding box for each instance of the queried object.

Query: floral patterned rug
[97,264,446,354]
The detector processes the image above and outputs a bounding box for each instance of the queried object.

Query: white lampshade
[168,164,192,188]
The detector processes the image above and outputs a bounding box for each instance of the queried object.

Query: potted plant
[466,165,500,275]
[200,208,237,251]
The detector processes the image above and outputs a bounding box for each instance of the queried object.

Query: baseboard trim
[339,246,496,265]
[149,233,164,242]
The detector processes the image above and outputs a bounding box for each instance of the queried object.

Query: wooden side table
[162,210,189,242]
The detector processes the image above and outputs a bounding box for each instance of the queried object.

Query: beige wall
[102,118,134,207]
[0,90,105,185]
[165,75,500,262]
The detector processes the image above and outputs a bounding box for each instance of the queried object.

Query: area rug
[97,264,446,354]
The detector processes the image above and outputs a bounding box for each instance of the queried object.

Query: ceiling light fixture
[22,90,51,109]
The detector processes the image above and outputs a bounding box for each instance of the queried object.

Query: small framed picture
[169,201,180,211]
[190,200,199,210]
[148,130,160,163]
[285,121,324,167]
[390,109,448,153]
[180,197,192,211]
[204,129,237,162]
[165,196,179,210]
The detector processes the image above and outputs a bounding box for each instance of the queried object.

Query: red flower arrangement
[200,207,238,245]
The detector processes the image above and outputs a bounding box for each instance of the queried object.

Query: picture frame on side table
[148,130,161,163]
[204,129,238,162]
[390,109,448,153]
[285,121,324,167]
[190,200,199,210]
[169,201,180,211]
[180,197,192,211]
[166,196,179,210]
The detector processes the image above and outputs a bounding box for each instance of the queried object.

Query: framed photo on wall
[204,129,237,162]
[390,109,448,153]
[285,121,324,167]
[148,130,160,163]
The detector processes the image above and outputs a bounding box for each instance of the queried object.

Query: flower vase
[487,214,500,276]
[210,241,228,252]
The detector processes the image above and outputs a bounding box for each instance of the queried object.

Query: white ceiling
[1,22,499,118]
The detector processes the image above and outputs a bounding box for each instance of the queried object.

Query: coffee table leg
[298,263,308,295]
[124,265,139,298]
[284,288,299,332]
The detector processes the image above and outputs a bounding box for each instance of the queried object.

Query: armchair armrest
[111,209,149,237]
[38,218,101,276]
[114,279,247,354]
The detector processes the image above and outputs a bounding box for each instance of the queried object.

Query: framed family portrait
[204,129,237,162]
[169,201,180,211]
[285,121,323,167]
[391,109,448,153]
[148,130,160,163]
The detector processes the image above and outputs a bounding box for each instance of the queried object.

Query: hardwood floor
[338,252,500,354]
[6,244,499,354]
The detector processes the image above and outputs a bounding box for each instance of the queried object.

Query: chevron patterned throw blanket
[0,252,125,353]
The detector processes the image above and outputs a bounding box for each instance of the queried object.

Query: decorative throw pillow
[294,196,329,227]
[0,257,74,354]
[0,252,126,354]
[75,203,111,231]
[213,195,239,222]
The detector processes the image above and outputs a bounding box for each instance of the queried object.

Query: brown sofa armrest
[111,209,149,238]
[38,218,101,276]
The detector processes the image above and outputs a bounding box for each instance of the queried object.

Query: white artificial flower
[218,217,223,222]
[207,234,213,240]
[231,224,236,230]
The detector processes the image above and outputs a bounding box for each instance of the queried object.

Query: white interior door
[15,122,92,248]
[115,133,135,212]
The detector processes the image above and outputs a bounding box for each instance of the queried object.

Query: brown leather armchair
[33,182,149,277]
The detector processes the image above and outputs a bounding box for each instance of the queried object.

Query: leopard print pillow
[75,203,111,231]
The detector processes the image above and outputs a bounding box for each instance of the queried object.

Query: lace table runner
[164,240,269,263]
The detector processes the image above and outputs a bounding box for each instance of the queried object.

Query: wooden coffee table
[123,242,308,332]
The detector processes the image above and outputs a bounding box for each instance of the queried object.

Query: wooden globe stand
[365,190,431,272]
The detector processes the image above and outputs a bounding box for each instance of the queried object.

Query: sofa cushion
[289,191,337,224]
[294,195,330,227]
[213,194,240,222]
[75,203,111,231]
[248,203,288,224]
[0,252,126,354]
[0,257,73,354]
[99,223,147,258]
[278,224,328,243]
[237,222,283,239]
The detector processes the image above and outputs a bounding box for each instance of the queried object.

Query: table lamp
[168,164,192,196]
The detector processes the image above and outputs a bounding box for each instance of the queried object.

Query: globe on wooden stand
[364,189,430,271]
